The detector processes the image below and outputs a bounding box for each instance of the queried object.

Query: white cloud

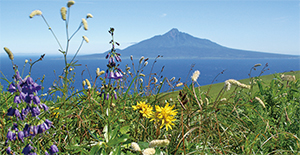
[160,13,167,17]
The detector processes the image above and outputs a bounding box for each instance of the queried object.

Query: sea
[0,55,299,94]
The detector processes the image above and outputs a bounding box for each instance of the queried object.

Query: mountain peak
[164,28,180,38]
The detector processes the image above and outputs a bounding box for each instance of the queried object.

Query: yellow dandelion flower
[152,102,177,131]
[132,101,153,118]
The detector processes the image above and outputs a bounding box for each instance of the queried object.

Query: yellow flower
[132,101,153,118]
[152,103,177,131]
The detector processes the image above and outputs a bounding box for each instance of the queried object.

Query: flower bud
[85,79,91,89]
[139,56,144,64]
[139,73,145,77]
[144,61,148,66]
[86,13,93,18]
[175,82,183,87]
[29,10,42,18]
[82,36,89,43]
[67,0,75,8]
[82,80,86,87]
[4,47,14,60]
[60,7,67,21]
[254,63,261,67]
[82,18,88,30]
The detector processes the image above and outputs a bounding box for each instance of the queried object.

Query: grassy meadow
[1,1,300,154]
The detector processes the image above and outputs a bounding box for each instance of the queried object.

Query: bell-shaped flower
[7,131,16,141]
[49,145,59,155]
[30,106,40,117]
[18,131,25,142]
[22,144,33,155]
[7,107,15,116]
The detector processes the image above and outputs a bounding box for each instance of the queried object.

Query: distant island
[79,28,299,60]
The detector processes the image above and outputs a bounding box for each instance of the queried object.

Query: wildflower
[82,18,88,30]
[175,82,183,87]
[281,74,296,81]
[22,144,33,155]
[18,131,25,142]
[86,13,93,18]
[132,101,153,118]
[130,142,141,152]
[6,147,12,154]
[49,145,59,155]
[255,97,266,108]
[142,148,155,155]
[4,47,14,60]
[85,79,91,89]
[152,103,177,131]
[7,131,16,141]
[60,7,67,20]
[149,139,170,147]
[29,10,42,18]
[67,0,75,8]
[82,35,89,43]
[191,70,200,82]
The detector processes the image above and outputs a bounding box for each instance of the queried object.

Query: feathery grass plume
[142,148,155,155]
[255,97,266,108]
[67,0,75,8]
[148,139,170,147]
[82,36,89,43]
[139,56,144,64]
[60,7,67,21]
[153,77,158,83]
[85,79,91,89]
[254,63,262,67]
[191,70,200,82]
[4,47,14,60]
[176,82,183,87]
[86,13,93,18]
[29,10,42,18]
[144,61,148,66]
[281,74,296,81]
[82,80,86,87]
[130,142,141,152]
[224,79,250,91]
[82,18,88,30]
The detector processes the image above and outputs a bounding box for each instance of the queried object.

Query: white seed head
[86,13,93,18]
[191,70,200,82]
[142,148,155,155]
[67,0,75,8]
[82,36,89,43]
[139,56,144,64]
[60,7,67,21]
[176,82,183,87]
[149,139,170,148]
[255,97,266,108]
[29,10,42,18]
[4,47,14,60]
[281,74,296,81]
[85,79,91,89]
[130,142,141,152]
[82,18,88,30]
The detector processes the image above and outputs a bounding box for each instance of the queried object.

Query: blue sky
[0,0,299,56]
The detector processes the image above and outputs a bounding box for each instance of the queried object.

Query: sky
[0,0,299,57]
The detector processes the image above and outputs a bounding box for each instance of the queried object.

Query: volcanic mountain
[80,28,298,59]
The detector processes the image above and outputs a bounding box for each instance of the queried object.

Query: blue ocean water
[0,56,299,93]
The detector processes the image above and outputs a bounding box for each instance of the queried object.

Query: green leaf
[90,144,101,155]
[120,125,130,134]
[107,134,129,146]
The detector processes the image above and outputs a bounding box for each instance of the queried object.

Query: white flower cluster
[130,139,170,155]
[224,79,250,91]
